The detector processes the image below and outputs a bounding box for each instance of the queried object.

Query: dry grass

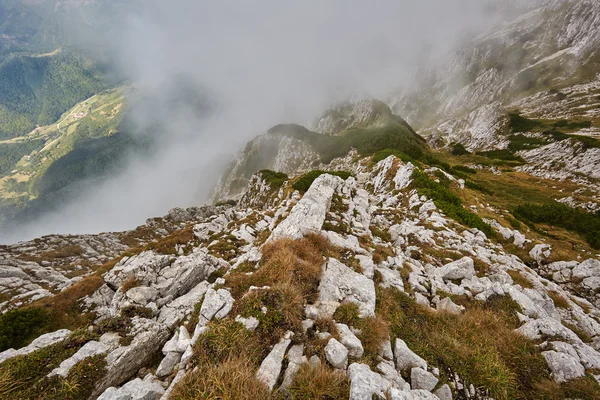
[120,277,140,293]
[372,244,394,264]
[507,270,534,289]
[377,287,550,400]
[234,281,304,347]
[533,376,600,400]
[226,233,334,300]
[147,225,197,255]
[547,291,570,309]
[191,319,264,367]
[357,316,390,367]
[287,363,350,400]
[170,356,271,400]
[39,244,84,260]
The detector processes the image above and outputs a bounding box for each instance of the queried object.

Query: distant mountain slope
[392,0,600,131]
[0,49,108,138]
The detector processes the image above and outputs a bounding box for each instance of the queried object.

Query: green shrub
[508,113,543,133]
[465,180,494,195]
[513,202,600,249]
[258,170,288,189]
[451,165,477,175]
[292,170,352,192]
[372,149,414,164]
[0,308,50,351]
[411,169,494,237]
[477,149,525,163]
[0,139,44,174]
[451,143,470,155]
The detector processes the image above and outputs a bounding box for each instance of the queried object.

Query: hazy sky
[5,0,510,242]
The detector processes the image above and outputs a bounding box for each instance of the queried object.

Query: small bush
[169,356,271,400]
[333,302,361,326]
[287,363,350,400]
[215,199,238,207]
[451,143,470,155]
[477,149,525,163]
[0,308,50,352]
[452,165,477,174]
[120,305,153,319]
[465,180,494,195]
[372,148,414,164]
[292,170,352,192]
[513,202,600,249]
[259,170,289,189]
[509,113,543,133]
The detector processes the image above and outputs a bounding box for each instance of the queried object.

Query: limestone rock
[410,367,439,391]
[319,258,376,318]
[270,174,343,240]
[325,338,349,369]
[0,329,71,364]
[348,362,388,400]
[435,257,475,281]
[433,384,453,400]
[49,341,108,377]
[256,335,292,390]
[542,350,585,383]
[395,339,427,372]
[98,377,165,400]
[335,323,364,358]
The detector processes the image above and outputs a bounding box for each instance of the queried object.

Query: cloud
[4,0,505,243]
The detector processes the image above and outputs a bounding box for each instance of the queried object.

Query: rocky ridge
[2,149,599,399]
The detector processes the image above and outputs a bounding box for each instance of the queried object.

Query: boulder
[281,344,305,390]
[98,377,165,400]
[348,363,388,400]
[435,257,475,281]
[335,323,364,358]
[319,258,376,318]
[410,367,438,391]
[199,288,234,324]
[155,352,181,378]
[389,389,439,400]
[572,259,600,280]
[256,335,292,390]
[270,174,343,240]
[325,338,349,369]
[395,339,427,372]
[542,351,585,383]
[433,384,453,400]
[529,244,552,264]
[436,297,465,315]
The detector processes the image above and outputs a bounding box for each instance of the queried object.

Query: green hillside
[0,50,108,138]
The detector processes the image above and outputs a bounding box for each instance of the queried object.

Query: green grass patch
[258,170,288,189]
[377,287,550,400]
[0,308,51,352]
[292,170,352,192]
[411,169,494,237]
[0,332,106,399]
[513,202,600,249]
